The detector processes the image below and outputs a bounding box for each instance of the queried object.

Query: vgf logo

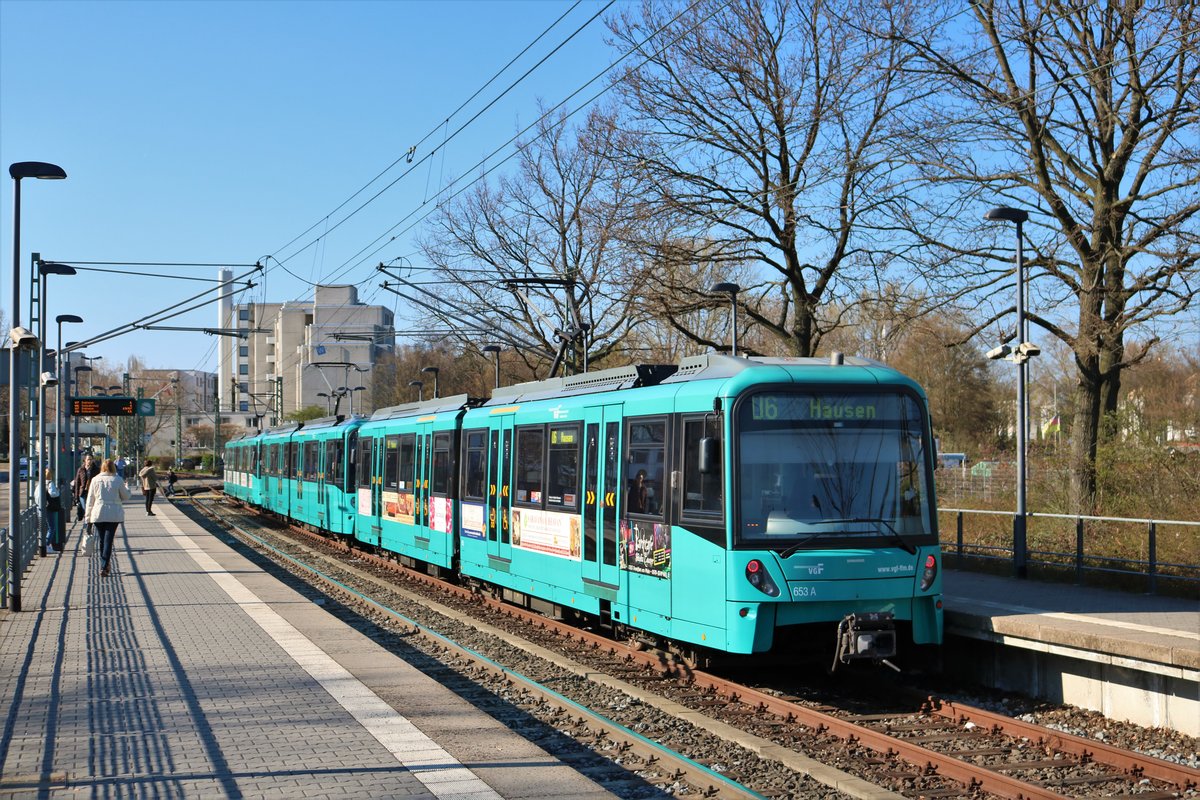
[804,564,825,576]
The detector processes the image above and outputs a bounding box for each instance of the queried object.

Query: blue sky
[1,0,614,373]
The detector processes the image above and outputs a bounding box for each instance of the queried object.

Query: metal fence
[2,505,41,608]
[939,507,1200,593]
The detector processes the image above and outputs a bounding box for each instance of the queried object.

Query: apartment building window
[239,364,248,375]
[239,382,248,394]
[239,345,248,357]
[238,309,250,322]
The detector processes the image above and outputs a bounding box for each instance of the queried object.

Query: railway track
[184,491,1199,800]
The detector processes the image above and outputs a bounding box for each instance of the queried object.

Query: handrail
[937,507,1199,594]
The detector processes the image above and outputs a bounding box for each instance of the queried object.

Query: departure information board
[71,396,137,416]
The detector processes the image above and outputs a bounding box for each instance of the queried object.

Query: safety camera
[986,344,1012,360]
[40,371,58,387]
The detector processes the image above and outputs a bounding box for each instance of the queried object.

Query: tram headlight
[745,559,780,597]
[920,553,938,591]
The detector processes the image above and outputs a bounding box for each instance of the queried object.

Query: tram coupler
[831,612,897,672]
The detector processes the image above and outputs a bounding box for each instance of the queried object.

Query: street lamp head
[408,380,423,389]
[9,326,38,349]
[421,366,439,376]
[74,365,92,374]
[39,262,76,276]
[56,314,83,325]
[984,206,1029,224]
[9,161,67,181]
[710,281,741,295]
[481,344,501,355]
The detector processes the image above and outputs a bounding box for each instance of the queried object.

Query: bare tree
[899,0,1200,507]
[417,107,646,377]
[607,0,932,357]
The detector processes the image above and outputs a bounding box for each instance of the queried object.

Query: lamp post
[421,366,440,399]
[481,344,501,389]
[984,206,1033,579]
[8,161,66,611]
[710,282,742,357]
[72,365,92,477]
[55,327,81,488]
[34,263,75,556]
[408,380,424,402]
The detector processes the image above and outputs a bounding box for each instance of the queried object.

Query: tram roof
[480,353,891,405]
[369,393,476,421]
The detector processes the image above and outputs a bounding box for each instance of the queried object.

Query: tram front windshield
[735,391,934,551]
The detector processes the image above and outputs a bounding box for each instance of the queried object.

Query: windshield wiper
[777,517,916,558]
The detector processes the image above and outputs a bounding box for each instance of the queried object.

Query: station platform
[941,569,1199,736]
[0,492,616,798]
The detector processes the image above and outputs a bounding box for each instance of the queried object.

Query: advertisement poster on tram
[511,508,581,560]
[461,502,485,540]
[358,487,371,516]
[430,496,452,533]
[619,520,671,578]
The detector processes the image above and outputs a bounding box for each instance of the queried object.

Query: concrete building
[217,283,395,420]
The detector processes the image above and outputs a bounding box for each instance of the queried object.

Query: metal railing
[939,507,1200,594]
[2,505,41,608]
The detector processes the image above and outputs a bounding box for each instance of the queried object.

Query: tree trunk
[1069,365,1101,512]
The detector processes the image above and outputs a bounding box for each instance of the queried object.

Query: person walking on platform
[36,469,62,553]
[165,467,178,498]
[139,458,158,516]
[85,458,130,577]
[72,454,99,524]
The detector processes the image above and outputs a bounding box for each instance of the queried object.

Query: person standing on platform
[115,454,127,480]
[36,469,62,553]
[139,459,158,516]
[85,458,131,577]
[72,454,99,523]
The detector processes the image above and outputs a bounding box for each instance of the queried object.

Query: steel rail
[199,498,766,800]
[928,699,1200,791]
[215,491,1194,800]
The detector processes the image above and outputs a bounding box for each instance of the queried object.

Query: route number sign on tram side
[70,397,156,417]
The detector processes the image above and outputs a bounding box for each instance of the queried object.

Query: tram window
[301,441,318,480]
[357,437,372,487]
[626,418,666,517]
[682,417,723,516]
[398,434,415,490]
[547,424,580,509]
[384,436,400,490]
[432,433,452,495]
[288,442,299,479]
[462,429,487,501]
[515,426,544,506]
[326,440,341,489]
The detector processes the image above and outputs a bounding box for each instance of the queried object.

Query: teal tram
[226,353,943,669]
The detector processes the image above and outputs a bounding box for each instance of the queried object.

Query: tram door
[582,404,622,588]
[358,435,381,547]
[487,415,515,563]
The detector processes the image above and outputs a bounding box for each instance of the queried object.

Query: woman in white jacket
[85,458,131,577]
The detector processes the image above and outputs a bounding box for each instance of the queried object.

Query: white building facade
[217,284,395,420]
